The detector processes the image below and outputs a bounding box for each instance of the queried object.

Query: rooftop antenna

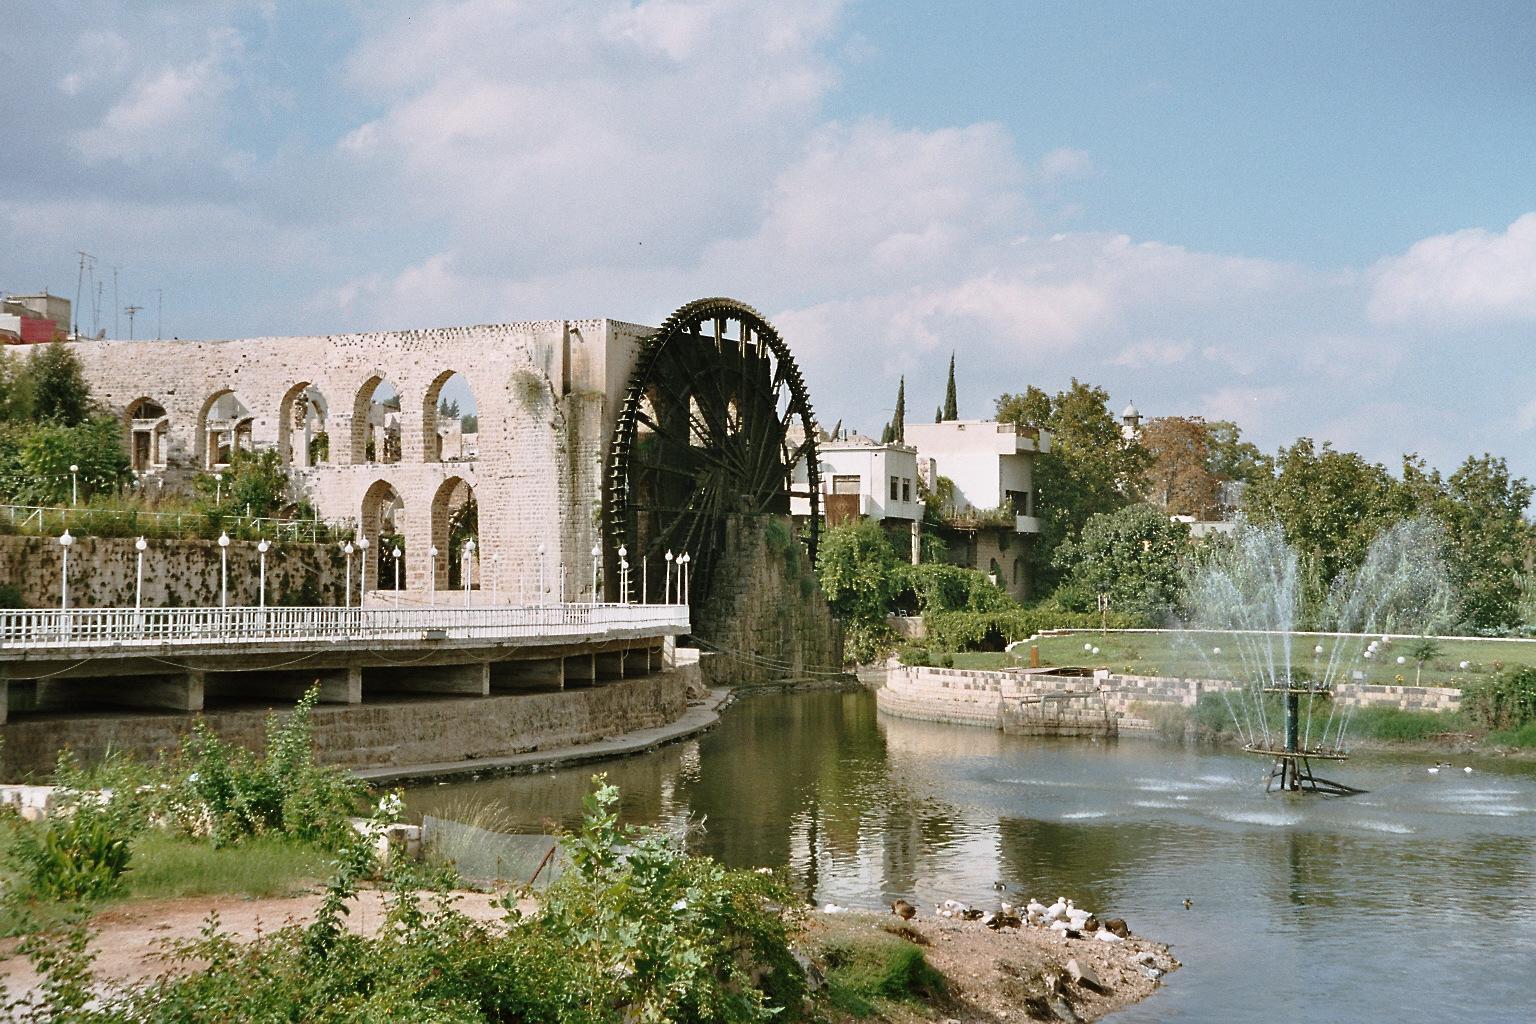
[112,266,120,339]
[155,289,163,340]
[124,304,142,341]
[73,251,95,337]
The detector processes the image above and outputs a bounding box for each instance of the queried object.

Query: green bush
[168,687,365,849]
[1462,666,1536,732]
[896,646,930,666]
[922,607,1142,652]
[8,815,132,901]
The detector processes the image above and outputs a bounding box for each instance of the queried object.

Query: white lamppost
[135,536,147,610]
[343,541,354,608]
[429,546,438,605]
[463,538,476,605]
[679,552,690,605]
[58,529,74,611]
[69,464,79,506]
[665,550,675,604]
[357,534,370,602]
[642,555,648,604]
[618,544,629,605]
[392,546,403,601]
[537,543,547,605]
[218,531,230,608]
[559,560,565,603]
[591,544,601,604]
[214,472,223,506]
[257,538,270,608]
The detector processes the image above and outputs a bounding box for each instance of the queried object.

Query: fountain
[1182,518,1455,795]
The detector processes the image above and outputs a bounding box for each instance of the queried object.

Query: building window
[902,478,912,502]
[832,475,861,495]
[890,476,900,501]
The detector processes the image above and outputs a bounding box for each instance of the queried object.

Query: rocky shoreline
[809,909,1179,1023]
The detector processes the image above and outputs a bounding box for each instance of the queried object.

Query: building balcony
[1015,514,1041,534]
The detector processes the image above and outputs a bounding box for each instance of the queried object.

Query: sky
[3,1,1535,479]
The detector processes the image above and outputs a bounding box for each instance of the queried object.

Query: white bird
[1067,907,1093,928]
[822,903,847,914]
[1427,766,1440,774]
[1025,897,1047,919]
[1049,919,1073,934]
[1095,929,1125,943]
[1046,897,1068,921]
[1464,766,1474,773]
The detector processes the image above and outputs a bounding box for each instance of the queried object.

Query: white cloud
[335,0,847,273]
[72,28,242,164]
[1039,147,1092,181]
[1368,212,1536,327]
[1112,338,1190,367]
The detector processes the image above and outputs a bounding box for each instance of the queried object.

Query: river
[403,688,1536,1023]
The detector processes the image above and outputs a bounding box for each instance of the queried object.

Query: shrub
[897,646,930,666]
[1462,666,1536,732]
[168,687,365,849]
[8,815,132,901]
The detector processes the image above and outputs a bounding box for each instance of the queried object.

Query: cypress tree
[892,377,906,442]
[942,352,958,420]
[935,406,943,423]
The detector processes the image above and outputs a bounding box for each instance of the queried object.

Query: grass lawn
[121,831,331,901]
[1005,630,1536,688]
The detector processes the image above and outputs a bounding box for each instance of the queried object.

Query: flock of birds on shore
[822,889,1143,944]
[1427,762,1474,774]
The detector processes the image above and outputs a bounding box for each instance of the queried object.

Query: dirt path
[0,889,515,999]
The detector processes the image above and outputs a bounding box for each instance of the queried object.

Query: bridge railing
[0,604,690,650]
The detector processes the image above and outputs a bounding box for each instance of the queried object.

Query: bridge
[0,602,689,724]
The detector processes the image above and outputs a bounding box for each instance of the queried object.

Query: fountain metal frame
[1243,683,1364,796]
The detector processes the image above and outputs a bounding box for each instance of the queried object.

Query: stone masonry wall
[70,319,649,603]
[0,535,346,608]
[1,667,694,778]
[695,516,844,686]
[879,663,1464,732]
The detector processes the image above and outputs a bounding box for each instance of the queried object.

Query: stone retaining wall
[1,664,695,778]
[878,663,1464,732]
[0,535,346,609]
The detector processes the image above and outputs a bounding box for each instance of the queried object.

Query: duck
[1182,898,1193,910]
[1427,766,1440,774]
[891,899,917,921]
[1464,766,1475,773]
[983,911,1022,930]
[821,903,847,914]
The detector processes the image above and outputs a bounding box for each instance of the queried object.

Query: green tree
[0,345,35,421]
[1440,454,1534,631]
[1053,503,1191,623]
[1204,420,1269,483]
[1241,438,1404,586]
[27,342,92,425]
[815,518,902,660]
[942,353,957,420]
[17,419,130,504]
[197,447,290,517]
[995,379,1152,590]
[892,376,905,442]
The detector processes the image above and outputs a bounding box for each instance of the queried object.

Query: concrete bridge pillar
[397,662,490,696]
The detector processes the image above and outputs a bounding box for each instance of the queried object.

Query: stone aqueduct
[73,315,657,601]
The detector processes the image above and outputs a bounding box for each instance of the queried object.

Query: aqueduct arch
[70,300,823,620]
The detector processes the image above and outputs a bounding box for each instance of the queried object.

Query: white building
[816,433,922,524]
[902,419,1049,534]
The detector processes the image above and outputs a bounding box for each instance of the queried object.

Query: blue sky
[3,1,1534,479]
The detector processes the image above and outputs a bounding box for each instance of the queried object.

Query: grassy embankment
[933,631,1536,748]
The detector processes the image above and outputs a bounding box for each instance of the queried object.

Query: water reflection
[404,689,1536,1023]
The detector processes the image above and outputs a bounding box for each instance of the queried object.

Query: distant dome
[1121,401,1140,420]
